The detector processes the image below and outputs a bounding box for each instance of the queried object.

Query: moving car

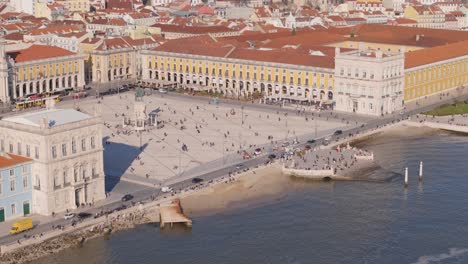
[64,212,75,220]
[161,186,173,193]
[121,194,134,202]
[307,139,316,144]
[268,154,277,159]
[254,148,262,155]
[10,218,33,234]
[77,212,92,219]
[235,164,245,170]
[192,177,204,183]
[159,89,168,94]
[334,130,343,135]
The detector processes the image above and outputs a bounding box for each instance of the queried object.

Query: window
[10,179,15,192]
[11,204,16,215]
[72,139,76,153]
[22,165,27,174]
[61,144,67,156]
[26,145,30,157]
[92,164,96,177]
[0,139,3,152]
[23,176,28,189]
[81,139,86,151]
[9,143,13,153]
[0,183,2,194]
[63,169,69,184]
[35,146,39,159]
[9,169,14,177]
[91,137,95,149]
[52,146,57,159]
[54,174,59,187]
[74,168,78,182]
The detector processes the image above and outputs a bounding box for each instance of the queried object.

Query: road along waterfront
[1,87,468,262]
[29,125,468,264]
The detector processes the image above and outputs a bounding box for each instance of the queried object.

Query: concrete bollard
[405,167,408,187]
[419,161,423,182]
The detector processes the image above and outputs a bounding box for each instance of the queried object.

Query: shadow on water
[158,223,193,236]
[102,136,148,192]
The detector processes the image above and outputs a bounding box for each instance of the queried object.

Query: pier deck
[159,199,192,228]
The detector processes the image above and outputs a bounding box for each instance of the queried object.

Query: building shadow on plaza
[102,136,148,192]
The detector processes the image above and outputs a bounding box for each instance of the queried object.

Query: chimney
[335,47,340,55]
[376,50,383,58]
[415,34,420,41]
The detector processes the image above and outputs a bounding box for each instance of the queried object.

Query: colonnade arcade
[146,69,334,102]
[13,74,80,99]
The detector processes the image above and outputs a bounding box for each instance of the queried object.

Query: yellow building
[403,5,445,29]
[403,40,468,101]
[34,2,69,21]
[55,0,90,13]
[141,36,336,103]
[84,37,159,87]
[4,44,84,101]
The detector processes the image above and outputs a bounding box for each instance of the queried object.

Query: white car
[64,212,75,220]
[159,89,168,94]
[161,186,173,193]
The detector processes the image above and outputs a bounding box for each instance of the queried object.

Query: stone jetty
[282,143,374,180]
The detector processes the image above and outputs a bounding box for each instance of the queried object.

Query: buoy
[419,161,423,182]
[404,167,408,187]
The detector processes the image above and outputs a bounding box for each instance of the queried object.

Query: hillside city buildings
[0,0,465,220]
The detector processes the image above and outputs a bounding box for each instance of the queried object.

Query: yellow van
[10,218,33,235]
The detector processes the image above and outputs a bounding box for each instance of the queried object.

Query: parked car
[307,139,316,144]
[268,154,277,159]
[304,145,311,150]
[192,177,204,183]
[114,205,127,212]
[64,212,75,220]
[159,89,168,94]
[9,218,33,235]
[121,194,134,202]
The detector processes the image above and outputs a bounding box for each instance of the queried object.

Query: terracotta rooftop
[0,153,32,169]
[152,23,237,34]
[7,45,76,63]
[405,40,468,68]
[152,35,338,69]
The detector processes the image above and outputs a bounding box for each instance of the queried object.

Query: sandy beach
[180,164,289,216]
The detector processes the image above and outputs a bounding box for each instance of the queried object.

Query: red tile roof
[0,153,32,169]
[7,45,76,63]
[405,40,468,68]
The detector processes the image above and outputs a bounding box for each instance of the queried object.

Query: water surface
[34,129,468,264]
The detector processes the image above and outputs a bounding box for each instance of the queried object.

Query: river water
[33,128,468,264]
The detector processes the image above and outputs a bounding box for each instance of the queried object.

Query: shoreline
[1,120,458,264]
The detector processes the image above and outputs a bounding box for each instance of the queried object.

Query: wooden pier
[159,199,192,228]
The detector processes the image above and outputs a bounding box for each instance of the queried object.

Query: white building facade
[0,107,106,215]
[334,48,404,116]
